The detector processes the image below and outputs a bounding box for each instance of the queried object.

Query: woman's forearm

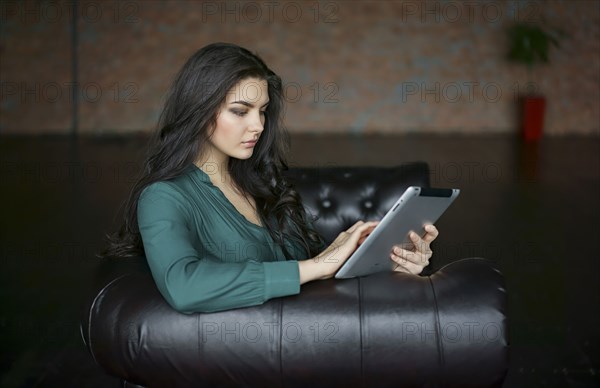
[298,259,326,285]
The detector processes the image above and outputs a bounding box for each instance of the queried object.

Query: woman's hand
[390,224,439,275]
[299,220,379,284]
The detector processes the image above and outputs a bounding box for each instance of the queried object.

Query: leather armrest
[81,258,508,387]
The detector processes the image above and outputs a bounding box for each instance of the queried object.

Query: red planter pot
[521,95,546,142]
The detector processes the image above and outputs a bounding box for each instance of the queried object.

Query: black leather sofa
[81,162,509,387]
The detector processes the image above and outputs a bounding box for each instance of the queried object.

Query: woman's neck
[195,155,232,187]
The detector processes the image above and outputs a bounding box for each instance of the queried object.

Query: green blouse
[137,164,317,314]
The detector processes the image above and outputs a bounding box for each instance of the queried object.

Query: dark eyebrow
[230,100,270,108]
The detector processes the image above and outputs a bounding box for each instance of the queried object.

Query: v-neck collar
[188,163,266,230]
[188,163,212,183]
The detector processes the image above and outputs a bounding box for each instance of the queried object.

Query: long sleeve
[137,183,301,314]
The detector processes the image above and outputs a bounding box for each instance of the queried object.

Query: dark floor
[0,133,599,387]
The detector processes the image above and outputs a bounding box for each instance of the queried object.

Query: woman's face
[207,77,269,164]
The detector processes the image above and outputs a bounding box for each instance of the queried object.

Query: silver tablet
[334,186,460,279]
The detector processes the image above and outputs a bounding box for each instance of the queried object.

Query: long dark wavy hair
[98,42,324,261]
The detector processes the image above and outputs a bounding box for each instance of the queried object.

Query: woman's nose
[249,113,264,133]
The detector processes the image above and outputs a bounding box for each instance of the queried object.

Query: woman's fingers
[388,225,439,276]
[390,253,426,275]
[421,224,439,244]
[360,221,379,232]
[326,221,379,263]
[392,263,410,274]
[392,246,430,266]
[345,220,365,233]
[406,231,433,256]
[347,220,378,234]
[349,221,378,247]
[350,220,378,236]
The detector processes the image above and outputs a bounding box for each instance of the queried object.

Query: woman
[100,43,438,313]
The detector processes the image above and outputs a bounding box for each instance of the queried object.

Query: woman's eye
[230,109,266,118]
[231,109,247,117]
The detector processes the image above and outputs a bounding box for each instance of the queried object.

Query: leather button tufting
[364,200,373,209]
[322,199,332,208]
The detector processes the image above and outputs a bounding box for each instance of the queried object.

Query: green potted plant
[507,22,565,141]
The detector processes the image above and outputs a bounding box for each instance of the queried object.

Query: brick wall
[1,0,598,135]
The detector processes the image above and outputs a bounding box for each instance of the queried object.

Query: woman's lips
[242,140,257,147]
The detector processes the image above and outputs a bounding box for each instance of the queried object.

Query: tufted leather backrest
[284,162,430,244]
